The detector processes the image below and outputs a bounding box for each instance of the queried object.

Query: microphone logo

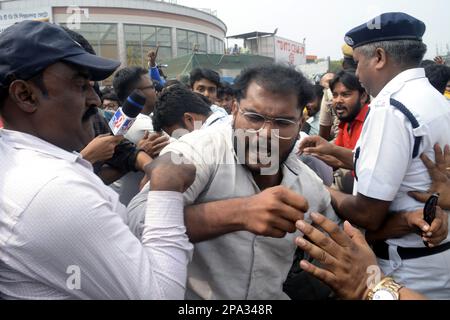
[114,114,125,129]
[108,90,146,135]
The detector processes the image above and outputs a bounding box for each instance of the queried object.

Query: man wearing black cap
[301,12,450,299]
[0,21,194,299]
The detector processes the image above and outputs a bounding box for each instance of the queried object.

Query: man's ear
[231,100,238,116]
[183,112,195,132]
[298,113,305,127]
[374,48,388,70]
[8,80,39,113]
[360,91,369,105]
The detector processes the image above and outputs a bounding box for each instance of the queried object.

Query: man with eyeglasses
[150,64,340,299]
[112,67,170,205]
[113,66,158,142]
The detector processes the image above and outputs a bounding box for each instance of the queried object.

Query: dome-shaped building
[0,0,227,68]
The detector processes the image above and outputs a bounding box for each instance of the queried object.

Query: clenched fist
[242,186,308,238]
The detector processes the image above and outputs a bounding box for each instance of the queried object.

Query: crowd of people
[0,11,450,300]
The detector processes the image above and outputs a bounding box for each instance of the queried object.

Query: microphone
[109,90,146,135]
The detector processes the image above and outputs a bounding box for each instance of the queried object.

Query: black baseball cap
[0,20,121,87]
[344,12,426,49]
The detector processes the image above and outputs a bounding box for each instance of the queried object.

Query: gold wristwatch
[366,277,404,300]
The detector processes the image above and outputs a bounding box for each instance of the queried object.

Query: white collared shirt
[209,104,228,118]
[201,112,231,129]
[0,129,192,299]
[354,68,450,248]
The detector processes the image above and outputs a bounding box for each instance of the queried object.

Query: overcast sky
[177,0,450,60]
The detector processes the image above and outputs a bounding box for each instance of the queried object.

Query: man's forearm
[185,198,245,243]
[98,165,127,185]
[328,188,390,231]
[149,67,166,86]
[142,191,193,299]
[365,213,411,243]
[135,151,153,172]
[319,125,332,141]
[330,145,354,170]
[329,188,365,225]
[80,148,98,164]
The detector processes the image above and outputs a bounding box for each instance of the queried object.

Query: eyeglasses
[237,104,300,140]
[103,103,118,110]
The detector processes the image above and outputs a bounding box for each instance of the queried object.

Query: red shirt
[0,117,3,128]
[335,104,369,150]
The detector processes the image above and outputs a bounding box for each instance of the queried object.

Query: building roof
[227,31,274,39]
[0,0,227,33]
[161,53,274,79]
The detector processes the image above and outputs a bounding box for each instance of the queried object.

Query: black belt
[373,241,450,260]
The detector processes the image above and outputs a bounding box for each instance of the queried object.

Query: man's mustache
[82,107,98,122]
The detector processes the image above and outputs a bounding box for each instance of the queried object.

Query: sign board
[274,36,306,67]
[0,7,52,33]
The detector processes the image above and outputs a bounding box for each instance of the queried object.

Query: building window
[197,33,207,52]
[59,23,118,60]
[176,29,207,56]
[58,23,118,85]
[211,36,224,54]
[124,24,172,67]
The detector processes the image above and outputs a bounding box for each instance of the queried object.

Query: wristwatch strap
[366,277,403,300]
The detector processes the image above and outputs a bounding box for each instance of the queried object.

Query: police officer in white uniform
[324,12,450,299]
